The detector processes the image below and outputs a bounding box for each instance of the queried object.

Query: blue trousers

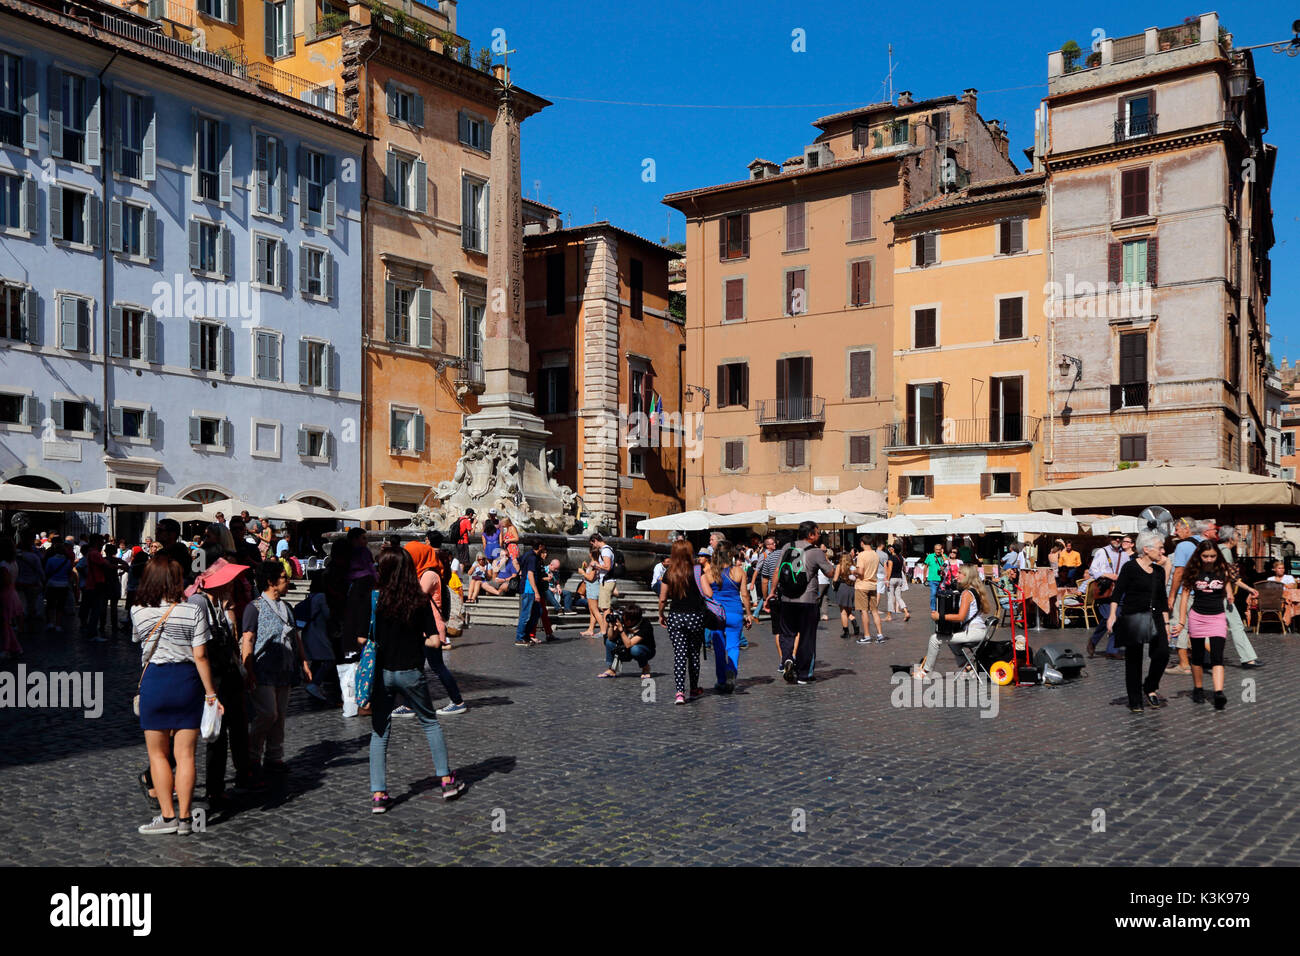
[709,622,742,687]
[515,590,540,642]
[369,668,449,793]
[928,581,941,611]
[1090,602,1119,654]
[604,639,654,669]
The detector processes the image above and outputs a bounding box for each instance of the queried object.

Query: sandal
[596,670,617,678]
[138,770,160,810]
[1146,692,1165,708]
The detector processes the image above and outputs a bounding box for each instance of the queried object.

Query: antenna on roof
[881,44,899,104]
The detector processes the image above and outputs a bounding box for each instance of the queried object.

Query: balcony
[455,359,485,393]
[247,62,340,115]
[883,415,1041,450]
[1114,113,1158,143]
[1110,382,1150,411]
[306,13,352,41]
[756,396,826,427]
[99,11,246,76]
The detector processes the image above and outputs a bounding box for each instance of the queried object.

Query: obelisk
[458,66,564,524]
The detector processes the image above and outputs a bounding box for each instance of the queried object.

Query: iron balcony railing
[883,415,1041,449]
[1114,112,1158,142]
[306,14,352,41]
[247,62,341,115]
[100,12,246,76]
[1110,383,1150,411]
[755,396,826,426]
[1111,33,1146,62]
[455,359,484,386]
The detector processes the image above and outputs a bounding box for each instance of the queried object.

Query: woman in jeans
[368,549,466,812]
[44,542,74,635]
[1105,531,1173,713]
[133,556,222,835]
[886,544,910,622]
[1177,540,1230,710]
[403,541,467,716]
[657,538,714,705]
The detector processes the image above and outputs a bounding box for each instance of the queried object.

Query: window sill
[111,173,152,188]
[848,301,874,309]
[54,240,96,254]
[720,255,749,264]
[0,422,33,433]
[250,448,281,461]
[190,443,229,454]
[191,195,229,209]
[995,335,1028,344]
[299,454,330,464]
[458,143,490,158]
[191,269,230,282]
[57,430,94,440]
[1112,215,1156,230]
[115,252,154,266]
[846,463,877,471]
[782,247,809,255]
[846,236,876,245]
[251,210,287,224]
[720,318,746,325]
[300,292,332,304]
[114,436,153,446]
[250,281,285,294]
[1,227,33,240]
[994,249,1028,258]
[52,158,94,173]
[0,142,35,156]
[389,449,422,459]
[909,345,941,353]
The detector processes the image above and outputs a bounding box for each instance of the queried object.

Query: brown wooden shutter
[999,220,1010,255]
[989,379,1001,442]
[925,233,937,264]
[787,203,805,250]
[776,358,787,406]
[1010,472,1022,496]
[740,363,749,407]
[1108,242,1122,285]
[1120,332,1148,384]
[934,384,945,441]
[924,475,935,497]
[741,213,750,257]
[718,217,727,261]
[725,278,744,321]
[717,365,727,407]
[1146,236,1158,285]
[1011,217,1024,252]
[851,192,870,240]
[850,351,870,398]
[980,473,992,499]
[1121,168,1148,218]
[897,475,908,500]
[906,383,917,445]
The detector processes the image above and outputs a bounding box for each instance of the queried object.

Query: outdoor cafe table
[1283,588,1300,627]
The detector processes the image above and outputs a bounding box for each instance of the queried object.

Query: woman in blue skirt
[706,541,752,693]
[132,556,222,836]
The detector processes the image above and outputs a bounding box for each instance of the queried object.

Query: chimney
[897,90,913,106]
[493,64,507,84]
[961,88,978,111]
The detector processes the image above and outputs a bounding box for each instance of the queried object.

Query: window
[299,339,331,388]
[198,0,236,22]
[1122,240,1148,285]
[914,233,937,267]
[850,191,871,241]
[1,283,35,342]
[1120,92,1154,139]
[980,472,1018,497]
[390,286,411,343]
[112,405,153,440]
[905,475,933,499]
[932,111,950,142]
[1120,434,1147,461]
[1109,237,1157,287]
[629,364,647,417]
[630,258,644,319]
[190,321,231,373]
[723,277,745,322]
[255,235,284,287]
[848,350,872,398]
[546,446,565,472]
[1120,167,1149,219]
[53,399,90,433]
[390,408,425,453]
[906,382,943,446]
[775,356,812,418]
[300,244,331,298]
[254,133,286,217]
[297,426,329,460]
[913,307,937,349]
[997,218,1025,255]
[109,200,152,258]
[784,268,806,315]
[117,91,150,179]
[57,71,87,164]
[58,296,91,352]
[717,362,749,408]
[784,438,806,468]
[1113,332,1149,411]
[723,440,745,471]
[301,147,333,227]
[189,415,228,448]
[1,51,29,149]
[0,392,27,425]
[195,116,222,201]
[461,176,488,252]
[538,357,570,415]
[719,212,749,260]
[384,281,433,348]
[997,297,1024,340]
[629,450,645,478]
[190,220,225,274]
[252,420,279,457]
[849,259,872,306]
[989,376,1023,442]
[0,172,33,232]
[1283,432,1296,457]
[458,110,490,151]
[546,252,565,314]
[386,83,423,126]
[462,291,484,363]
[52,186,96,246]
[266,0,294,58]
[386,148,426,213]
[254,330,281,381]
[848,434,871,466]
[786,202,805,251]
[110,306,155,361]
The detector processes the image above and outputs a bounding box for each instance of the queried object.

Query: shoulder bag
[355,591,379,708]
[693,565,727,631]
[132,604,177,717]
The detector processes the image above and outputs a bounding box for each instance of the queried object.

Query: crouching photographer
[596,603,655,680]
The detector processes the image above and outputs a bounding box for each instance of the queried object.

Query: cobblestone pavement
[2,608,1297,866]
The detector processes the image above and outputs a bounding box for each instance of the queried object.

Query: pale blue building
[0,0,366,537]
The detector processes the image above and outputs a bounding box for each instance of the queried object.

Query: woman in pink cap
[188,558,250,803]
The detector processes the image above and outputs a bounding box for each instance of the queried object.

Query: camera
[604,608,625,631]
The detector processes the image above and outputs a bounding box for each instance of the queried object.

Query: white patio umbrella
[194,496,266,520]
[707,510,776,528]
[999,513,1080,535]
[0,483,88,511]
[931,515,989,536]
[636,510,720,532]
[67,487,203,512]
[340,505,414,523]
[1077,514,1146,535]
[857,515,921,536]
[260,500,340,522]
[771,509,869,527]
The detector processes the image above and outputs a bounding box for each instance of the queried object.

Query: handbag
[131,604,176,717]
[694,566,727,631]
[355,591,378,708]
[200,698,222,742]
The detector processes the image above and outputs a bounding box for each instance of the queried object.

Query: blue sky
[460,0,1299,359]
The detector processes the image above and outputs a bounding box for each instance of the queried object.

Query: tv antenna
[881,44,899,103]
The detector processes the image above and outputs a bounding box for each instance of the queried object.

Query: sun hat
[193,558,248,593]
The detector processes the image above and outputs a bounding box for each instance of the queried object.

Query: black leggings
[1189,635,1226,668]
[1121,616,1169,708]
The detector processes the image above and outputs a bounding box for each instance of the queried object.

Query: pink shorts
[1186,609,1226,640]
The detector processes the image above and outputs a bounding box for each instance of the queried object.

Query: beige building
[1043,12,1275,480]
[663,91,1018,510]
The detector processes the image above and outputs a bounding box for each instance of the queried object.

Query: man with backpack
[591,532,617,638]
[764,521,834,685]
[451,509,475,567]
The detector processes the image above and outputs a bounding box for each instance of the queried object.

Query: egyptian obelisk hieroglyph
[458,70,564,523]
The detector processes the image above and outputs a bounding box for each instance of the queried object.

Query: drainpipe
[99,51,119,458]
[677,340,685,507]
[356,26,383,506]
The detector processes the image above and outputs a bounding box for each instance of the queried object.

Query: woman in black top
[1106,531,1173,713]
[367,549,465,812]
[656,538,714,705]
[1177,540,1230,709]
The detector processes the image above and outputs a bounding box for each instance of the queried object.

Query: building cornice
[1045,122,1240,172]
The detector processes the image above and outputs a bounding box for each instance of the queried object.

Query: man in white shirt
[1087,534,1129,658]
[590,532,617,637]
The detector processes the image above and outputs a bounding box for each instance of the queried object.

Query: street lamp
[1058,354,1083,384]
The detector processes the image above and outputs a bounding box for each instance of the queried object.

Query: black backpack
[777,546,810,599]
[612,548,627,579]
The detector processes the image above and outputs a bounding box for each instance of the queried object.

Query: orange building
[887,174,1048,517]
[522,211,686,536]
[112,0,550,511]
[664,91,1018,511]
